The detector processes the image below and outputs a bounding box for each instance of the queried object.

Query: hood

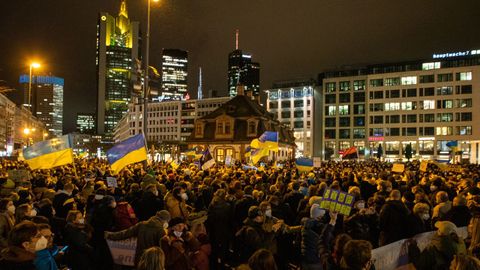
[0,246,35,263]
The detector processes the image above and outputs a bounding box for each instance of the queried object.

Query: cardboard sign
[392,163,405,173]
[225,155,232,166]
[7,169,31,182]
[107,238,137,266]
[319,188,354,216]
[106,177,118,188]
[419,161,428,172]
[313,157,321,168]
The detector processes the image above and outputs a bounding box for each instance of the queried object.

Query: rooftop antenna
[235,29,239,50]
[197,67,203,100]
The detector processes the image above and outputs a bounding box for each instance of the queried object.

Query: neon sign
[433,49,480,59]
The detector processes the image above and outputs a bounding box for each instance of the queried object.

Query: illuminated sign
[368,136,384,141]
[418,137,435,141]
[433,49,480,59]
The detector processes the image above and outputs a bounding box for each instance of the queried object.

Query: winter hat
[435,221,458,236]
[248,206,263,219]
[310,204,325,219]
[156,210,171,223]
[169,217,186,227]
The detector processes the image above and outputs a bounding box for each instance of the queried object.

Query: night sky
[1,0,479,133]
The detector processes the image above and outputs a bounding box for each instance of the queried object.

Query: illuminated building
[265,79,318,158]
[19,75,64,137]
[161,49,188,100]
[76,113,96,134]
[96,0,140,136]
[320,49,480,162]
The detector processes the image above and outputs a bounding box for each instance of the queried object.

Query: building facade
[320,49,480,163]
[19,75,64,137]
[76,113,96,134]
[161,49,188,100]
[113,97,230,144]
[0,93,16,155]
[96,0,140,136]
[228,50,260,97]
[265,79,317,158]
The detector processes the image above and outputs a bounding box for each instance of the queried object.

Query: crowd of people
[0,157,480,270]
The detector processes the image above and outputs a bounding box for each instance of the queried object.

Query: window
[339,105,349,115]
[339,93,350,103]
[353,128,365,139]
[248,121,257,135]
[326,82,336,92]
[353,104,365,114]
[353,92,365,102]
[419,75,435,83]
[457,126,472,135]
[457,98,472,108]
[385,103,400,111]
[384,77,400,86]
[460,112,472,122]
[325,118,336,127]
[326,106,336,116]
[325,94,336,104]
[460,85,472,94]
[390,89,400,98]
[422,100,435,110]
[294,100,304,107]
[437,100,453,109]
[370,91,384,99]
[195,123,203,137]
[406,114,417,123]
[437,113,453,122]
[370,128,384,137]
[436,126,453,135]
[339,117,350,127]
[390,115,400,123]
[294,111,304,118]
[370,115,383,124]
[437,86,453,95]
[339,81,350,91]
[406,88,417,97]
[325,129,336,139]
[281,111,290,118]
[424,114,435,122]
[281,101,291,108]
[353,80,365,91]
[294,121,303,128]
[354,117,365,126]
[216,149,225,162]
[370,79,383,87]
[386,128,400,136]
[281,91,291,99]
[401,102,414,110]
[423,127,435,136]
[401,76,417,85]
[424,87,435,96]
[437,73,453,82]
[422,62,441,70]
[403,127,417,136]
[225,122,231,134]
[339,129,350,139]
[456,72,472,81]
[369,103,384,112]
[269,102,278,109]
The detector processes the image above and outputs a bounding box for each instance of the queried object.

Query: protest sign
[313,157,321,167]
[419,161,428,172]
[225,155,232,166]
[320,188,354,215]
[107,238,137,266]
[7,169,31,182]
[106,177,118,188]
[392,163,405,173]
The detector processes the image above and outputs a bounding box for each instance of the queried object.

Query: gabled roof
[199,94,275,120]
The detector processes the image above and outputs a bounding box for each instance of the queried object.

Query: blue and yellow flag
[250,131,279,152]
[245,146,252,158]
[251,147,269,164]
[23,135,74,170]
[296,158,314,173]
[107,134,147,174]
[185,149,196,156]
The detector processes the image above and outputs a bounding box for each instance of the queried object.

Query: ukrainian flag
[251,147,269,164]
[185,149,196,156]
[258,131,279,151]
[296,158,314,173]
[107,134,147,174]
[23,135,74,170]
[245,146,252,158]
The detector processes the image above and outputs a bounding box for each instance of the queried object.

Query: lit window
[385,102,400,111]
[339,105,349,115]
[401,76,417,85]
[422,62,441,70]
[456,72,472,81]
[423,100,435,110]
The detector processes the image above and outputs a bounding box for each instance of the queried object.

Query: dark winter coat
[63,223,94,270]
[136,191,164,221]
[410,233,467,270]
[114,201,138,230]
[52,191,72,219]
[161,231,201,270]
[0,246,36,270]
[379,200,410,246]
[234,195,256,228]
[446,205,472,227]
[301,218,326,264]
[0,211,14,248]
[235,218,275,262]
[206,198,234,247]
[34,249,58,270]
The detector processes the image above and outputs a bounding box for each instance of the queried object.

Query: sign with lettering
[7,169,31,182]
[320,188,354,216]
[107,238,137,266]
[106,177,118,188]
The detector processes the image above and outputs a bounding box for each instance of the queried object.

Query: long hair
[248,249,277,270]
[470,217,480,252]
[451,254,480,270]
[137,247,165,270]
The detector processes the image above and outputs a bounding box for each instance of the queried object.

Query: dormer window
[247,119,258,137]
[195,122,203,138]
[215,116,234,138]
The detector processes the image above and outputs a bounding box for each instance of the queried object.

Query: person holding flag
[106,134,148,175]
[23,135,74,170]
[200,147,216,170]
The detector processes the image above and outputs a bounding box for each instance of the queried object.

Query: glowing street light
[28,62,41,111]
[23,128,31,135]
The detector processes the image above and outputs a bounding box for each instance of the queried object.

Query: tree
[405,143,413,161]
[376,144,383,160]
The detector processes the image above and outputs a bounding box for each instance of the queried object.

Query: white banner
[107,237,137,266]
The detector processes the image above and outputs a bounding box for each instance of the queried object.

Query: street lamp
[28,62,41,111]
[143,0,160,142]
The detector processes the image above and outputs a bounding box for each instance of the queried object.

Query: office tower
[76,113,96,134]
[319,48,480,162]
[96,0,140,135]
[197,67,203,100]
[161,49,188,100]
[19,75,64,137]
[265,79,317,158]
[227,30,260,97]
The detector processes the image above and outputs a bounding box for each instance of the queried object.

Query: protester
[0,198,15,248]
[161,217,200,270]
[0,221,42,269]
[137,246,165,270]
[248,249,277,270]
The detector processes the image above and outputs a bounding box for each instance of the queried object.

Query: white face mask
[35,236,48,251]
[265,209,272,217]
[173,231,183,238]
[163,222,169,230]
[30,209,37,217]
[181,193,188,201]
[78,218,85,224]
[153,190,159,196]
[422,213,430,220]
[356,202,365,210]
[52,209,56,216]
[7,205,15,214]
[430,186,437,192]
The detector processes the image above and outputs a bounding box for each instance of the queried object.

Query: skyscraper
[76,113,96,134]
[161,49,188,100]
[19,75,64,137]
[96,0,140,136]
[227,30,260,97]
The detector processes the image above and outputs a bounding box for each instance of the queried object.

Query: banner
[107,238,137,266]
[313,157,321,168]
[7,169,31,182]
[319,188,355,216]
[371,227,467,270]
[392,163,405,173]
[106,177,118,188]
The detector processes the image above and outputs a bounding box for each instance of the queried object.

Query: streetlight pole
[143,0,152,142]
[28,63,40,112]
